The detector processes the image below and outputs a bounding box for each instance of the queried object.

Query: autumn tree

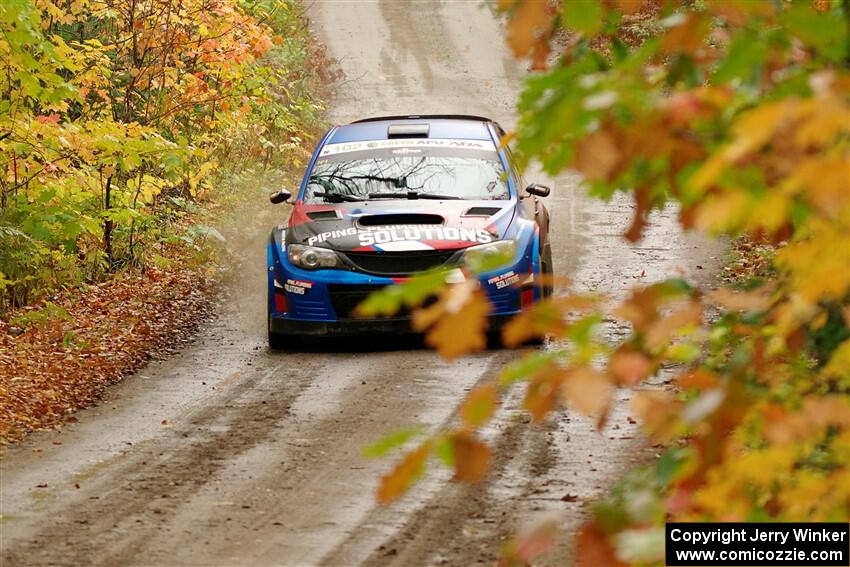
[0,0,322,310]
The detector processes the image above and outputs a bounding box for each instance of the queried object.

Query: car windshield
[303,145,510,203]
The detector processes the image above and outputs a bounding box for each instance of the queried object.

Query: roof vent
[387,123,429,138]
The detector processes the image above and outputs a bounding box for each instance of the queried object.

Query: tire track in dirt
[1,357,319,566]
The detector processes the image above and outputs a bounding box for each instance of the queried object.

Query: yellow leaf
[691,101,797,192]
[745,191,791,234]
[794,96,848,149]
[821,340,850,380]
[784,157,850,219]
[414,282,490,360]
[776,221,850,303]
[727,100,798,161]
[460,384,498,429]
[694,189,750,234]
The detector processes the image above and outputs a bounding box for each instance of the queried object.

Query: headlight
[461,240,517,272]
[287,244,343,270]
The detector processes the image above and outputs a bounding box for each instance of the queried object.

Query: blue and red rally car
[266,115,552,348]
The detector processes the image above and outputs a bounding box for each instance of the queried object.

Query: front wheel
[540,241,554,298]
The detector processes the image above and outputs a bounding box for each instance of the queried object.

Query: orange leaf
[676,369,720,390]
[461,384,498,429]
[631,390,682,442]
[573,127,621,182]
[35,114,60,124]
[576,522,628,567]
[377,443,430,504]
[707,286,772,312]
[416,282,491,360]
[614,0,645,15]
[624,186,650,242]
[523,363,566,422]
[502,293,593,347]
[613,285,664,331]
[608,348,653,386]
[644,300,702,351]
[451,431,491,483]
[510,516,559,564]
[660,13,710,55]
[501,0,551,58]
[562,367,613,427]
[529,29,552,71]
[501,309,536,348]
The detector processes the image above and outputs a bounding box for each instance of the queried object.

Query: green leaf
[356,267,449,317]
[654,447,687,487]
[568,313,601,346]
[362,426,426,458]
[500,351,559,387]
[433,434,455,467]
[713,29,769,85]
[781,3,848,63]
[562,0,604,36]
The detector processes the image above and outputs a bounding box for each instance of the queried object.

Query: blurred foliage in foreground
[365,0,849,564]
[0,0,325,312]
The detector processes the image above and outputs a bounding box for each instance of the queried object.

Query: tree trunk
[103,175,114,269]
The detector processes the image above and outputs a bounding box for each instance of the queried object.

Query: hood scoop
[306,210,340,221]
[463,206,502,217]
[358,213,444,227]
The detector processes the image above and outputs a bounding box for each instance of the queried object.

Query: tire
[487,330,503,350]
[268,329,287,351]
[541,240,554,298]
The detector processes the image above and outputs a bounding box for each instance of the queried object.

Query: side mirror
[269,189,292,204]
[524,183,551,198]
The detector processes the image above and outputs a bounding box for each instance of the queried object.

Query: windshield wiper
[313,191,366,203]
[367,191,461,200]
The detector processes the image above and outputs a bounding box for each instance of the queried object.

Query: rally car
[266,114,552,348]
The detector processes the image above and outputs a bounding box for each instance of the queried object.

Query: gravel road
[0,2,722,565]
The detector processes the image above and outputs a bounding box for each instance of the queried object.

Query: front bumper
[270,313,517,337]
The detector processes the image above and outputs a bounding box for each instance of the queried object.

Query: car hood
[285,199,516,252]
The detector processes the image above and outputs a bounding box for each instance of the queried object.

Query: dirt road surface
[0,2,722,565]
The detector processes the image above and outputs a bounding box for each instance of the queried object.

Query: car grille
[328,284,438,320]
[342,250,458,276]
[328,285,391,320]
